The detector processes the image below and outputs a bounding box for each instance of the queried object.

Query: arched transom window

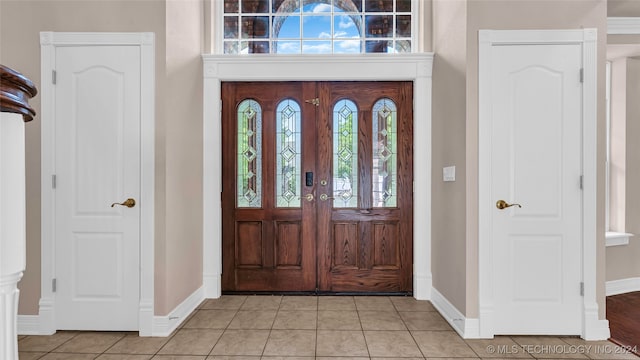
[222,0,413,54]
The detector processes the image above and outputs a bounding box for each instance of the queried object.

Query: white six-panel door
[54,45,141,330]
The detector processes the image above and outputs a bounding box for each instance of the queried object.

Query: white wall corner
[582,302,610,341]
[17,315,40,335]
[431,287,481,339]
[606,277,640,296]
[152,286,204,337]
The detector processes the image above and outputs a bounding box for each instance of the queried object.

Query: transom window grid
[221,0,413,54]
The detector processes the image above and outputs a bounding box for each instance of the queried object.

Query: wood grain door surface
[222,81,413,293]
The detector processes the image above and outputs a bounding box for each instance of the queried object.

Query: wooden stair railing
[0,64,37,121]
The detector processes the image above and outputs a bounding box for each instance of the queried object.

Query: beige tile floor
[18,295,639,360]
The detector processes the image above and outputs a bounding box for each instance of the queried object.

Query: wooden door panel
[222,82,317,292]
[317,81,413,293]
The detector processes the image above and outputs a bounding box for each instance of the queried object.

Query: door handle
[496,200,521,210]
[111,198,136,208]
[319,193,335,201]
[299,193,314,202]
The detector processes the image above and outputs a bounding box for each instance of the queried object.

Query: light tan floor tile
[359,310,407,330]
[210,330,270,356]
[317,310,361,330]
[19,332,78,352]
[158,329,223,356]
[200,296,247,310]
[354,296,395,311]
[17,352,47,360]
[106,334,170,355]
[240,296,282,311]
[411,330,477,358]
[400,311,452,331]
[279,296,318,311]
[151,356,207,360]
[228,310,277,329]
[316,357,370,360]
[262,330,316,357]
[560,338,639,360]
[465,337,533,358]
[316,330,369,357]
[272,310,317,329]
[364,330,423,357]
[390,297,437,312]
[39,354,98,360]
[206,357,260,360]
[512,337,589,359]
[372,358,425,360]
[261,357,314,360]
[318,296,356,310]
[96,355,153,360]
[183,310,237,329]
[53,332,126,353]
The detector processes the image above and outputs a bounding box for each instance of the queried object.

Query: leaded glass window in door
[332,99,358,207]
[276,99,302,207]
[237,99,263,207]
[372,98,397,207]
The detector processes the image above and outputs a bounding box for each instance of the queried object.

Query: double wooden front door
[222,81,413,293]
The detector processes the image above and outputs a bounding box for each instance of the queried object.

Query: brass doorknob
[496,200,521,210]
[320,193,335,201]
[298,193,314,202]
[111,198,136,208]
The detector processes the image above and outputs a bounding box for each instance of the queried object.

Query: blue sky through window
[276,3,360,54]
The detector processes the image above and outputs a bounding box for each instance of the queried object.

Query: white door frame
[478,29,607,340]
[40,32,155,336]
[202,54,434,299]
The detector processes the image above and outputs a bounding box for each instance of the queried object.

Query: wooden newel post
[0,64,37,360]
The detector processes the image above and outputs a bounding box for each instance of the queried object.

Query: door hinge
[305,98,320,107]
[580,68,584,83]
[52,70,57,85]
[52,174,57,189]
[579,175,583,190]
[52,278,57,293]
[580,282,584,296]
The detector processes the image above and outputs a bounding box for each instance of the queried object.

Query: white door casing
[202,54,434,300]
[479,29,607,339]
[40,32,155,335]
[54,45,140,331]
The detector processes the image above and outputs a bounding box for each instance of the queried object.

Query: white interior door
[488,43,583,334]
[54,45,141,331]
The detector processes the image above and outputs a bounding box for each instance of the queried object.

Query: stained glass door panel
[317,81,413,292]
[222,81,413,293]
[222,82,317,291]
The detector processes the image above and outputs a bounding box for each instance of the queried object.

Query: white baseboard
[17,315,41,335]
[606,277,640,296]
[431,287,481,339]
[152,286,204,337]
